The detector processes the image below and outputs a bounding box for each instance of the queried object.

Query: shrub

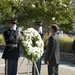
[0,34,5,44]
[44,33,74,53]
[60,34,74,53]
[43,33,50,49]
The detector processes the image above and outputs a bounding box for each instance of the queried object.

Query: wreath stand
[27,60,40,75]
[18,58,40,75]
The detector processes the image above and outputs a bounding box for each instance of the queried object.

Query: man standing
[32,22,43,75]
[2,20,20,75]
[45,24,60,75]
[35,22,43,38]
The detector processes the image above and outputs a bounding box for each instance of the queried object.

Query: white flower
[59,3,67,8]
[31,4,36,8]
[52,17,55,21]
[20,36,24,40]
[36,41,40,46]
[70,1,72,4]
[20,27,44,61]
[63,4,67,7]
[28,48,32,55]
[37,54,41,58]
[22,41,28,46]
[59,2,62,5]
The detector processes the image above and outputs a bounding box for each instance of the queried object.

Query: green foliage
[60,34,74,53]
[60,22,74,33]
[0,34,5,44]
[0,0,17,23]
[44,33,74,53]
[43,33,50,49]
[0,0,75,31]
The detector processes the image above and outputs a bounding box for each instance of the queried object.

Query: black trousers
[48,64,59,75]
[5,59,18,75]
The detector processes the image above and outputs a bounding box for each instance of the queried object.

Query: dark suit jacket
[2,29,20,60]
[45,33,60,65]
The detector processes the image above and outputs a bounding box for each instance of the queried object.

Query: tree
[0,0,22,24]
[0,0,75,32]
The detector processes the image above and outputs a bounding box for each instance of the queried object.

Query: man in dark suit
[2,20,20,75]
[45,24,60,75]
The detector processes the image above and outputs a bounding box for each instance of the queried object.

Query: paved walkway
[0,52,75,75]
[59,61,75,75]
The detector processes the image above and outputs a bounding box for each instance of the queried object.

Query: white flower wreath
[20,28,44,61]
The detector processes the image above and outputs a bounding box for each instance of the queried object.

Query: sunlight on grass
[0,34,5,45]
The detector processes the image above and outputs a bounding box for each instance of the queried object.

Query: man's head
[34,22,42,31]
[8,20,16,29]
[50,24,59,34]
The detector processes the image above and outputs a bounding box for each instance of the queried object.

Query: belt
[6,44,17,47]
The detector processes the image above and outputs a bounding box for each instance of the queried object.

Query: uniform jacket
[2,29,20,60]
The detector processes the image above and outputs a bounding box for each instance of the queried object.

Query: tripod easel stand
[27,60,40,75]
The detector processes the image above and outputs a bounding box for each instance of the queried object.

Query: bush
[43,33,50,50]
[0,34,5,44]
[44,33,74,53]
[60,34,74,53]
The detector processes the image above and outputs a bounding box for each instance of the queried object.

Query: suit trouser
[48,64,59,75]
[5,59,18,75]
[32,57,42,75]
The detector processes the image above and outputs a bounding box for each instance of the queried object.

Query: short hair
[51,24,59,32]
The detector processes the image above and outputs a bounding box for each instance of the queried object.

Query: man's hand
[46,61,49,65]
